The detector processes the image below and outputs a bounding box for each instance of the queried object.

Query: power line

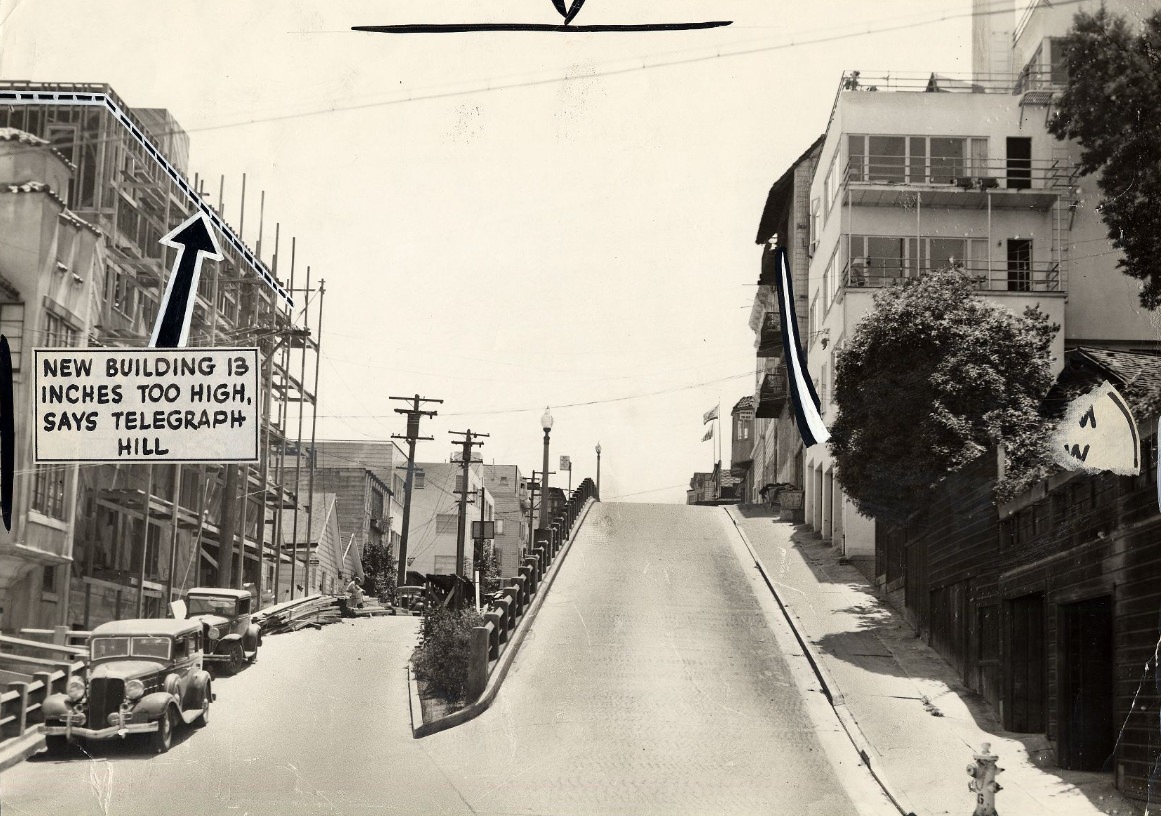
[0,0,1077,161]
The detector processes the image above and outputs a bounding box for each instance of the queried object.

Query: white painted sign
[34,347,259,463]
[1051,381,1139,476]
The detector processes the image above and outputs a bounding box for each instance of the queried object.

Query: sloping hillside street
[1,502,892,816]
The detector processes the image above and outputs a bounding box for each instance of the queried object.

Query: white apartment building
[800,0,1161,561]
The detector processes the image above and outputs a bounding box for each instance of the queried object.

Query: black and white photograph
[0,1,1159,813]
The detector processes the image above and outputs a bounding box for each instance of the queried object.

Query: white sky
[0,1,974,503]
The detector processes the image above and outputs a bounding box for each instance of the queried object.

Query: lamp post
[539,407,553,531]
[595,442,601,500]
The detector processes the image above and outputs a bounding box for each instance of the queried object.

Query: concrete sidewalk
[725,505,1143,816]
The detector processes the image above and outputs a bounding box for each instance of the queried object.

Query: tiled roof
[1046,347,1161,421]
[732,395,754,413]
[0,127,48,146]
[0,127,77,169]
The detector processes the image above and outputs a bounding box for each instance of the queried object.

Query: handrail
[842,260,1063,293]
[843,154,1073,192]
[0,635,87,658]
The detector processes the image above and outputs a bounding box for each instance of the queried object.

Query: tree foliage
[360,540,395,601]
[412,605,484,704]
[829,271,1058,520]
[1049,7,1161,308]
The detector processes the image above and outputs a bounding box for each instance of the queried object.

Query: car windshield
[131,637,171,659]
[91,637,130,660]
[89,636,170,660]
[187,596,236,616]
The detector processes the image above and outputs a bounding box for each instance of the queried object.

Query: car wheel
[195,688,210,728]
[225,642,245,675]
[44,733,70,756]
[151,707,175,754]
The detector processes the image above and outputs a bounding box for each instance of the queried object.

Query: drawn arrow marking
[556,0,588,24]
[0,335,12,531]
[150,212,224,349]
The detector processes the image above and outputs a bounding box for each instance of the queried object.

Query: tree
[361,539,395,601]
[1049,7,1161,308]
[829,271,1058,520]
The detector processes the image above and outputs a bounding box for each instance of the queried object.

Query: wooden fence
[0,630,88,744]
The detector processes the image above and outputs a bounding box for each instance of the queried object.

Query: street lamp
[539,407,553,531]
[595,442,601,500]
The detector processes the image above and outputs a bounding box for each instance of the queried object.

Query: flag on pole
[702,426,713,442]
[702,406,719,424]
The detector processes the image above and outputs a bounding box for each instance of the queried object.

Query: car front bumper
[43,720,159,740]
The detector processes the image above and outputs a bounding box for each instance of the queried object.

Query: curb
[723,506,918,816]
[410,497,596,738]
[0,730,45,772]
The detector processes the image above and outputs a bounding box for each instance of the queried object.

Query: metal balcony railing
[756,311,782,358]
[841,260,1062,293]
[755,368,788,418]
[838,71,1019,95]
[843,155,1072,193]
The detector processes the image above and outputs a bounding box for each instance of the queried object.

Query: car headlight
[207,626,220,640]
[124,679,144,701]
[66,677,86,701]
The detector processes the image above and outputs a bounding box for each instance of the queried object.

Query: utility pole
[477,486,487,580]
[527,470,554,554]
[390,394,441,588]
[449,430,488,582]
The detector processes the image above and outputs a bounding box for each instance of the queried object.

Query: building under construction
[0,81,324,631]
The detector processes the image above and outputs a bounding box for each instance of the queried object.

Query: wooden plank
[0,634,87,657]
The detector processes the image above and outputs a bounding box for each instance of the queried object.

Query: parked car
[41,618,213,755]
[396,585,426,616]
[185,587,261,676]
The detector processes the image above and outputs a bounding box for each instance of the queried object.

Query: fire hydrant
[966,743,1003,815]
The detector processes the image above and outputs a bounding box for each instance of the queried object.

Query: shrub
[412,605,484,704]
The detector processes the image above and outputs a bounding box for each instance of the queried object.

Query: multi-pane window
[824,247,838,305]
[32,464,67,519]
[370,489,385,520]
[847,235,988,282]
[848,135,989,185]
[43,311,77,348]
[32,309,75,522]
[436,513,458,535]
[823,151,840,219]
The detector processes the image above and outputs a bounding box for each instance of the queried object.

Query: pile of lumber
[353,600,394,618]
[253,594,342,635]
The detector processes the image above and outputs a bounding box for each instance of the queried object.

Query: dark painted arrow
[0,335,12,531]
[552,0,587,24]
[151,212,223,348]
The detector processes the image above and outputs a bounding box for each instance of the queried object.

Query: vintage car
[396,585,426,616]
[41,618,212,754]
[185,587,261,675]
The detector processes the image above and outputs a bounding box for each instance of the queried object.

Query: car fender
[136,691,178,721]
[188,670,212,705]
[218,632,243,646]
[43,693,72,718]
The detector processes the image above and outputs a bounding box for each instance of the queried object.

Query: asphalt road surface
[0,503,890,816]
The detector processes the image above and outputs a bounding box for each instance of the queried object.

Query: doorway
[1007,239,1032,292]
[1059,596,1115,771]
[1005,593,1046,732]
[1006,137,1032,189]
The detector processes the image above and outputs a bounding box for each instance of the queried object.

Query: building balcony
[841,259,1063,294]
[754,366,788,419]
[756,311,783,358]
[842,156,1070,212]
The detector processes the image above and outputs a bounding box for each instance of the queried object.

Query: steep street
[1,503,890,816]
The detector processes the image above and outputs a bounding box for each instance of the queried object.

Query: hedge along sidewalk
[409,495,597,738]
